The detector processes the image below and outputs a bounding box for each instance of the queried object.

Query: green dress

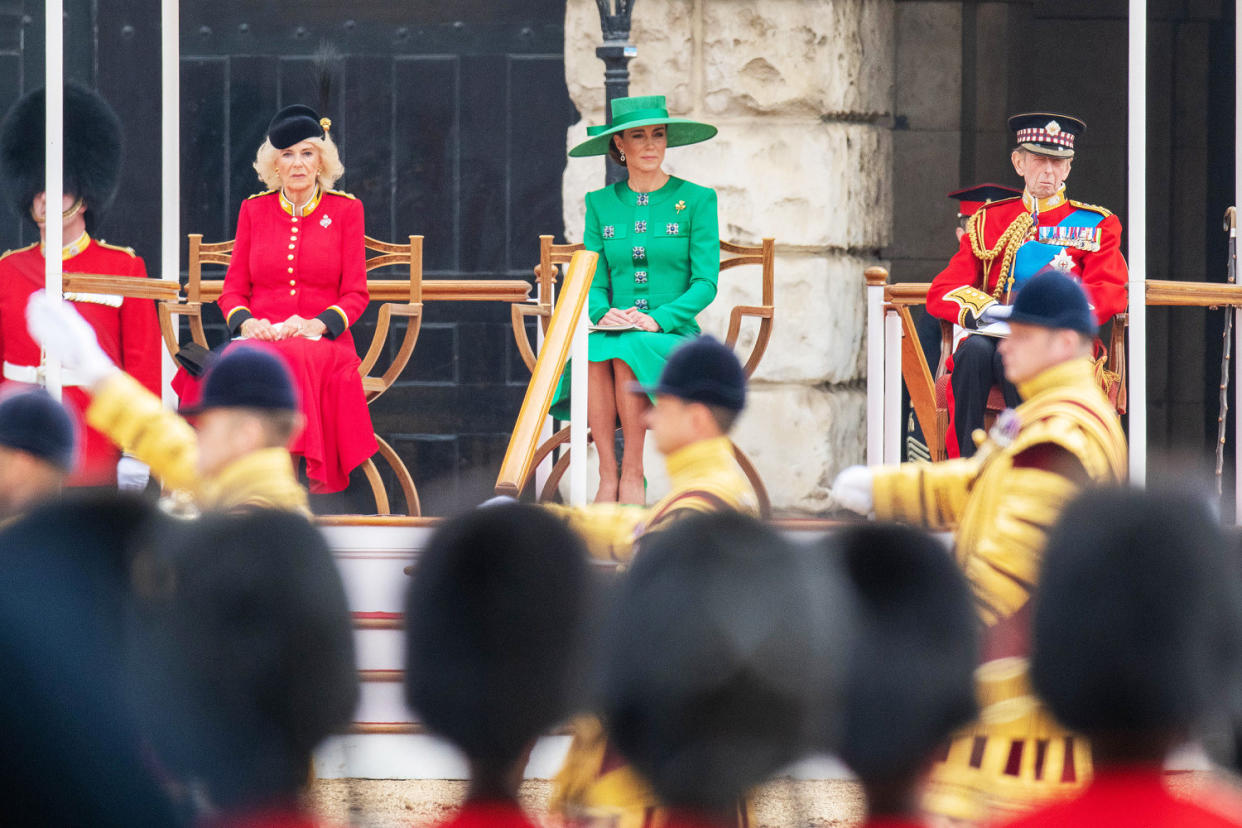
[550,176,720,419]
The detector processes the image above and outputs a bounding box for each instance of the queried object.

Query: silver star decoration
[1050,248,1076,273]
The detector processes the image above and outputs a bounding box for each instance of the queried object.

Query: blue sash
[1011,208,1105,292]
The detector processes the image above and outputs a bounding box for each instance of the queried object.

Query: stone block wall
[561,0,894,513]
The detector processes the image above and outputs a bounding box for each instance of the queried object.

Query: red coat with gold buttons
[215,188,376,493]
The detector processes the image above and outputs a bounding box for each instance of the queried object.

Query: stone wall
[561,0,894,514]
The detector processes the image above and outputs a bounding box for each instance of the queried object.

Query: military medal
[320,214,332,228]
[1050,248,1076,273]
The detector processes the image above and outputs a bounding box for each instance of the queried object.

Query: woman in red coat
[217,105,376,494]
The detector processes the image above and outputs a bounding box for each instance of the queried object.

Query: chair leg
[375,435,421,517]
[360,457,390,516]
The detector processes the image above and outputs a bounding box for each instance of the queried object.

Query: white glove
[117,455,151,491]
[26,290,119,387]
[832,465,876,515]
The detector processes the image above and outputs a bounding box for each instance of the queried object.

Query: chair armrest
[726,305,775,378]
[358,302,423,403]
[157,300,207,362]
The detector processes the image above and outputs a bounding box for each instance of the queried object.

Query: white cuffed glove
[831,465,876,516]
[117,455,151,491]
[26,290,119,387]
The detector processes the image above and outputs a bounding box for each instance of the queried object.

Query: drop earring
[619,150,626,162]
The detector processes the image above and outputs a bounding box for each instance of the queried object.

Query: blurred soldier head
[948,183,1021,241]
[635,335,748,456]
[136,510,357,817]
[405,504,592,800]
[993,272,1097,385]
[598,512,851,819]
[0,84,124,240]
[1033,487,1242,765]
[0,493,180,825]
[182,346,303,479]
[0,388,77,519]
[826,523,979,820]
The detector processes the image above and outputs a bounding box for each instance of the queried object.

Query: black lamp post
[594,0,637,184]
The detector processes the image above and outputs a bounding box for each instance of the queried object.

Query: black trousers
[948,335,1020,458]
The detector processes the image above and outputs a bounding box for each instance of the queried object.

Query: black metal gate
[2,1,578,512]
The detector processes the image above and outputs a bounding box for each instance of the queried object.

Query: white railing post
[864,267,888,466]
[161,0,180,407]
[1126,0,1147,486]
[43,0,64,401]
[884,309,902,463]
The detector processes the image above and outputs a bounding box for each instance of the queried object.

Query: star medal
[320,214,332,228]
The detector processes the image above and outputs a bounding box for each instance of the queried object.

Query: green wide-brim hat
[569,95,717,158]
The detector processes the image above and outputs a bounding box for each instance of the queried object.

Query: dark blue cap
[634,335,746,411]
[267,104,325,150]
[991,271,1097,335]
[182,346,298,415]
[0,388,77,471]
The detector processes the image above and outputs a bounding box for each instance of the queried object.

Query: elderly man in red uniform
[928,113,1127,457]
[0,85,160,488]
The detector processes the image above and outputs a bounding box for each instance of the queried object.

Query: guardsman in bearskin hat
[545,335,761,828]
[593,512,849,828]
[928,113,1127,458]
[0,84,161,488]
[404,504,592,826]
[827,523,979,827]
[1001,489,1242,827]
[27,291,309,514]
[135,509,358,823]
[833,271,1128,822]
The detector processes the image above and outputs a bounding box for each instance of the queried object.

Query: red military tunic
[1000,767,1242,827]
[217,187,376,493]
[0,234,161,485]
[927,188,1128,328]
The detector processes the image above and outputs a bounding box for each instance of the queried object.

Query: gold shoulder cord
[968,207,1036,301]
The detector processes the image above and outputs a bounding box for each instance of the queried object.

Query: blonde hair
[252,134,345,191]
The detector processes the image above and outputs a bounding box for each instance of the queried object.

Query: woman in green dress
[550,95,720,504]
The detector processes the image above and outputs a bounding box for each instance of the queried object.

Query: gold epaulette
[0,242,38,262]
[1070,199,1112,217]
[94,239,137,257]
[326,189,356,199]
[246,189,275,199]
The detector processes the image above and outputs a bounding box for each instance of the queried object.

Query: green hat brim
[569,117,718,158]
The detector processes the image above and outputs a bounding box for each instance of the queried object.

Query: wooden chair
[160,234,425,515]
[510,236,777,517]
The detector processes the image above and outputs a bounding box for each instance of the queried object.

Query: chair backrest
[185,233,423,305]
[531,236,776,378]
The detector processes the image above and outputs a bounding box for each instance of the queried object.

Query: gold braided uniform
[871,357,1127,822]
[548,435,759,828]
[87,372,309,516]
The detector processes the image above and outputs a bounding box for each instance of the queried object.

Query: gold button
[287,254,294,260]
[292,217,299,223]
[290,289,296,295]
[291,226,299,233]
[288,243,295,250]
[287,267,293,273]
[289,280,296,286]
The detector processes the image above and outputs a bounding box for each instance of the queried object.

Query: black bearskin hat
[404,504,592,774]
[828,523,979,784]
[1033,488,1242,738]
[0,83,124,234]
[599,512,852,815]
[137,510,358,810]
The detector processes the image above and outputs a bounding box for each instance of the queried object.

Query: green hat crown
[569,94,717,158]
